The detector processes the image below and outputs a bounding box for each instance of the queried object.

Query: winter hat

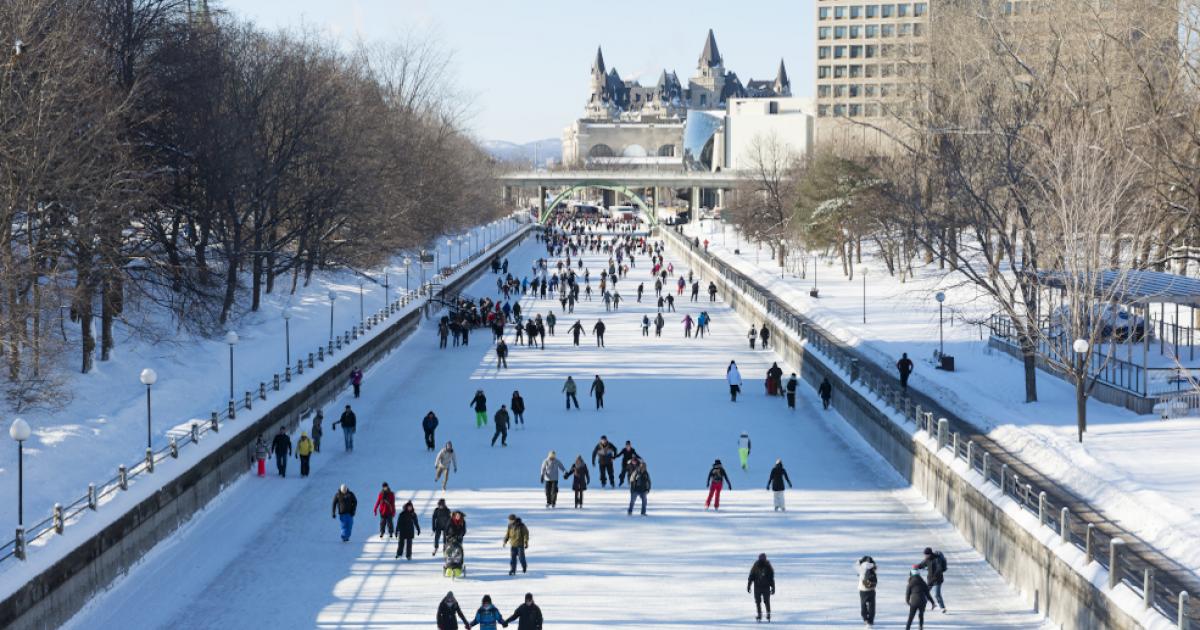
[549,450,556,458]
[482,595,492,604]
[775,458,782,465]
[339,483,348,492]
[301,431,307,437]
[923,547,933,555]
[714,459,722,465]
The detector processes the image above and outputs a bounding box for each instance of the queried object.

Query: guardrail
[1,223,529,568]
[660,225,1195,628]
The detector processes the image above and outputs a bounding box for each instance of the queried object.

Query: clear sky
[217,0,815,144]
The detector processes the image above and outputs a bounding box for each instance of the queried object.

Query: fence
[0,222,529,568]
[660,225,1194,628]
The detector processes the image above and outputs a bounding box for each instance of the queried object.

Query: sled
[443,540,465,578]
[765,378,779,396]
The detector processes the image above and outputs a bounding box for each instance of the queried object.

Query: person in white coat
[727,361,743,402]
[748,326,758,349]
[540,451,567,508]
[435,442,457,491]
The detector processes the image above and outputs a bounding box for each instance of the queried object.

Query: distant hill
[483,138,561,167]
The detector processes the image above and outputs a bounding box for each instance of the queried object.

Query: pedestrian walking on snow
[592,319,606,347]
[332,405,357,451]
[492,405,511,447]
[296,432,313,477]
[760,324,771,350]
[897,353,914,391]
[682,314,694,338]
[511,391,526,426]
[738,432,752,470]
[374,482,396,538]
[767,459,792,511]
[311,410,324,453]
[470,390,488,428]
[727,361,743,402]
[748,553,775,623]
[435,442,458,490]
[431,498,451,555]
[642,315,650,336]
[395,500,421,559]
[470,595,506,630]
[350,367,364,398]
[748,326,758,349]
[565,455,590,508]
[332,483,358,542]
[540,451,566,508]
[654,313,665,337]
[905,568,931,629]
[569,320,585,346]
[916,547,948,613]
[437,591,471,630]
[590,375,606,409]
[592,436,617,488]
[254,435,268,477]
[504,593,543,630]
[857,555,878,627]
[271,426,291,477]
[627,459,651,515]
[503,514,530,575]
[617,441,639,486]
[423,411,439,451]
[705,459,732,510]
[496,339,509,369]
[562,376,580,410]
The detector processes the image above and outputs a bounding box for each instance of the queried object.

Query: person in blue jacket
[470,594,507,629]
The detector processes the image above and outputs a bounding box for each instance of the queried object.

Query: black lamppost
[282,308,292,365]
[225,331,239,400]
[139,368,157,449]
[403,256,412,292]
[858,266,869,324]
[935,291,946,356]
[10,418,30,531]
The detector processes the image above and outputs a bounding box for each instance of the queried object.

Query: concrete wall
[662,229,1143,630]
[0,228,533,630]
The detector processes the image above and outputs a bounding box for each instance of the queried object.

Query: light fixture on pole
[403,257,412,292]
[327,290,337,340]
[858,266,869,324]
[224,331,239,401]
[1073,338,1090,442]
[139,368,157,450]
[935,292,946,356]
[282,308,292,365]
[10,417,31,532]
[358,281,364,324]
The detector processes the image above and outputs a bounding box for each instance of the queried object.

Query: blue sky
[218,0,815,143]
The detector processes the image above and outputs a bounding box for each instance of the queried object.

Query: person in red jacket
[374,482,396,539]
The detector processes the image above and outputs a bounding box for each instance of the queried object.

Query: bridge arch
[541,184,657,227]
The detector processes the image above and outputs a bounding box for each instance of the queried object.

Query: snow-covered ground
[683,221,1200,578]
[65,233,1046,629]
[0,221,521,565]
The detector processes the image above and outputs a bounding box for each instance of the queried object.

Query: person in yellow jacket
[296,432,315,478]
[502,514,530,576]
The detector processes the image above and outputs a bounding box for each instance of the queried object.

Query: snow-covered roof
[1038,269,1200,306]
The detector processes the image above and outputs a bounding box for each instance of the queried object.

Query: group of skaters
[725,359,836,412]
[437,591,543,629]
[536,436,650,513]
[253,373,365,477]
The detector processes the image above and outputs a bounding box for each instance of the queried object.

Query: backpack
[863,566,878,589]
[937,552,948,574]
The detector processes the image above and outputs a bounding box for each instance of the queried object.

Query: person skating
[423,411,439,451]
[254,435,268,477]
[627,459,651,515]
[435,442,458,491]
[546,311,556,335]
[760,324,771,350]
[502,514,530,575]
[395,500,421,559]
[350,367,364,398]
[766,363,784,397]
[592,319,606,347]
[540,451,566,508]
[332,483,357,542]
[569,320,585,346]
[748,325,758,349]
[783,373,797,410]
[592,435,617,488]
[705,459,732,510]
[916,547,948,613]
[311,410,324,453]
[431,498,451,555]
[470,595,507,630]
[708,282,718,301]
[271,426,292,477]
[766,459,793,511]
[905,568,931,630]
[738,432,752,470]
[747,553,775,623]
[492,405,511,447]
[496,339,509,369]
[296,431,314,477]
[682,314,694,338]
[332,405,357,451]
[470,390,488,428]
[590,375,606,409]
[617,441,639,486]
[374,481,396,539]
[437,591,471,630]
[665,294,675,312]
[818,377,833,410]
[511,391,526,427]
[562,376,580,410]
[727,361,743,402]
[897,352,914,391]
[857,555,878,628]
[504,593,543,630]
[654,313,665,337]
[564,455,590,508]
[641,315,650,336]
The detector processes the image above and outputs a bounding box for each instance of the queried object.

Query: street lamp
[858,265,869,324]
[139,368,157,450]
[224,331,238,401]
[447,238,454,267]
[282,308,292,365]
[1073,338,1090,442]
[403,256,412,292]
[10,417,31,529]
[383,273,390,306]
[935,292,946,356]
[358,281,365,324]
[327,290,337,340]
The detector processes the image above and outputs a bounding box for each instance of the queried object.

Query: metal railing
[1,224,530,567]
[659,225,1194,628]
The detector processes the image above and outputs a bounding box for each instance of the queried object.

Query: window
[834,65,846,78]
[769,101,779,114]
[833,104,846,116]
[865,25,879,37]
[818,84,831,98]
[864,84,877,97]
[819,27,831,39]
[700,94,707,106]
[913,22,924,36]
[850,5,862,18]
[818,46,830,59]
[881,4,893,17]
[850,25,861,39]
[849,103,862,117]
[819,6,830,19]
[848,84,860,97]
[914,2,927,16]
[899,23,912,37]
[881,63,894,77]
[849,64,862,78]
[882,24,895,37]
[880,83,892,96]
[835,26,847,38]
[897,3,908,16]
[864,64,877,77]
[834,46,846,58]
[818,65,831,78]
[865,44,877,58]
[835,6,845,18]
[850,45,862,58]
[866,4,878,17]
[833,85,846,97]
[818,104,830,117]
[864,103,880,117]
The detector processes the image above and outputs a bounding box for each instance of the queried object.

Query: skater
[504,593,544,629]
[350,367,364,398]
[492,404,510,447]
[511,391,526,426]
[592,319,606,347]
[271,426,291,477]
[311,410,324,453]
[617,440,639,486]
[682,314,694,338]
[906,568,931,629]
[747,553,775,623]
[296,431,313,477]
[562,376,580,410]
[332,483,357,542]
[897,352,914,391]
[592,435,617,488]
[496,339,509,369]
[748,325,758,349]
[435,441,458,490]
[470,390,488,428]
[431,498,451,555]
[502,514,529,575]
[767,459,793,511]
[470,595,505,630]
[666,294,675,312]
[727,361,743,402]
[654,313,665,337]
[564,455,590,508]
[590,374,606,409]
[437,591,471,630]
[540,451,566,508]
[916,547,948,613]
[708,282,718,301]
[627,459,651,515]
[395,500,421,559]
[766,363,784,397]
[738,432,752,470]
[374,481,396,539]
[569,320,585,346]
[254,435,268,477]
[446,509,467,547]
[760,324,770,350]
[332,405,357,452]
[423,411,439,451]
[818,376,832,410]
[637,283,644,302]
[857,555,878,627]
[705,459,732,510]
[642,314,650,336]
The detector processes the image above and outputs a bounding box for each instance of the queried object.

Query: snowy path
[65,234,1045,629]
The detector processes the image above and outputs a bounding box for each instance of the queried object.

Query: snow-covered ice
[65,232,1046,629]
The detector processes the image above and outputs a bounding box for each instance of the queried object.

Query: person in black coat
[422,411,439,451]
[785,374,799,409]
[747,553,775,622]
[705,459,732,510]
[589,375,606,409]
[511,391,526,426]
[564,456,590,508]
[437,591,470,630]
[395,500,421,560]
[905,568,930,629]
[818,377,833,409]
[431,498,451,555]
[917,547,947,612]
[766,459,793,511]
[591,436,617,488]
[617,441,639,487]
[270,426,292,477]
[504,593,543,629]
[897,352,914,390]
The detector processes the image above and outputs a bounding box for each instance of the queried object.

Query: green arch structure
[540,183,657,227]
